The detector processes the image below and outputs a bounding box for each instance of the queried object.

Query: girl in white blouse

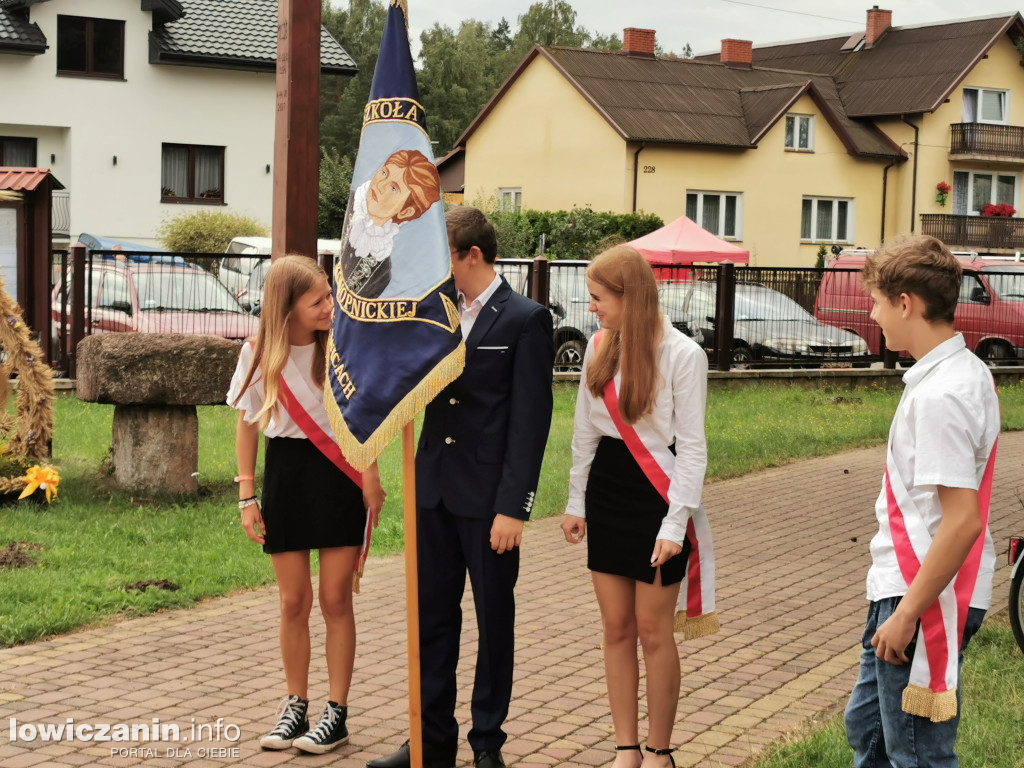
[561,246,708,768]
[229,256,385,755]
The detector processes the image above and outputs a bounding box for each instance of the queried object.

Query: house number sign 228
[643,165,656,173]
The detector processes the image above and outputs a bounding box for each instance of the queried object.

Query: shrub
[319,148,354,239]
[157,211,267,253]
[472,196,663,260]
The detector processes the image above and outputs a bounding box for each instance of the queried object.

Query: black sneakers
[259,694,309,750]
[293,701,349,754]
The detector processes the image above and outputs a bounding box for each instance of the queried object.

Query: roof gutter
[632,142,646,213]
[880,158,897,243]
[901,115,919,232]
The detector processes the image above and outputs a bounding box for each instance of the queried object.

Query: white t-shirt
[565,315,708,545]
[866,333,1000,609]
[226,342,319,439]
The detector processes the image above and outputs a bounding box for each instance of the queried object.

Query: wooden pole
[402,421,423,768]
[272,0,320,261]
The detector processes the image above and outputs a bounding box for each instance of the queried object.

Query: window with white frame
[962,87,1009,124]
[801,197,853,242]
[785,114,814,151]
[686,191,742,239]
[498,188,522,212]
[952,170,1018,215]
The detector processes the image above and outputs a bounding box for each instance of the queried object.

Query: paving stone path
[2,433,1022,768]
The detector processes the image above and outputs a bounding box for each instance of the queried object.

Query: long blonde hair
[232,255,329,428]
[585,245,662,424]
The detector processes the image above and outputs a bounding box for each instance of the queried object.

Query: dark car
[547,267,600,371]
[52,263,259,345]
[663,281,869,366]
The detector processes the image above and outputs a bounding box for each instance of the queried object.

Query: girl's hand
[561,515,586,544]
[361,464,386,528]
[241,502,265,545]
[651,539,682,567]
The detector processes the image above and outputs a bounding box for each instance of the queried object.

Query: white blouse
[565,315,708,545]
[226,342,319,439]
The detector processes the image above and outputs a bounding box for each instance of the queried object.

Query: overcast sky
[394,1,1013,58]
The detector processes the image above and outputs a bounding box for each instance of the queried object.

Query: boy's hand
[871,610,916,665]
[490,514,523,554]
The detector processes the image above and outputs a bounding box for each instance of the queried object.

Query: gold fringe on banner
[324,341,466,473]
[902,684,958,723]
[673,610,721,639]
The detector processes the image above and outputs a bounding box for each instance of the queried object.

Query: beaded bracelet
[238,496,259,510]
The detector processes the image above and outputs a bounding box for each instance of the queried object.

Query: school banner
[325,0,464,471]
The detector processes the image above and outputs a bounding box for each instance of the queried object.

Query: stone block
[76,334,242,406]
[112,405,198,494]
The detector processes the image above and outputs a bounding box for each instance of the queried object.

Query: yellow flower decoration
[18,465,60,503]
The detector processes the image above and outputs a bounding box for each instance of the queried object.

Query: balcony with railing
[949,123,1024,162]
[51,189,69,239]
[920,213,1024,251]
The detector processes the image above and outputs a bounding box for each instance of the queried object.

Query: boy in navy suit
[367,207,554,768]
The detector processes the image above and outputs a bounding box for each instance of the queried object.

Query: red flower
[981,203,1016,217]
[936,181,951,195]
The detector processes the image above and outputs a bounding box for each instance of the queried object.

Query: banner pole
[402,420,423,768]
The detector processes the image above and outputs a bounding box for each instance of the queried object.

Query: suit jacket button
[449,398,458,405]
[444,437,454,445]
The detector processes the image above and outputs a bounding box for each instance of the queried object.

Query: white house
[0,0,355,247]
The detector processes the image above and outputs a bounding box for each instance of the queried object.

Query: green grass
[752,615,1024,768]
[1,381,1024,647]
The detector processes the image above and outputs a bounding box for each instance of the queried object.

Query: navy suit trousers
[416,501,520,752]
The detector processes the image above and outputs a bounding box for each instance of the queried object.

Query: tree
[320,0,387,162]
[318,148,354,239]
[512,1,590,56]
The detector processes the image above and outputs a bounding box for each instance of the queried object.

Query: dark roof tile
[0,4,45,53]
[149,0,356,74]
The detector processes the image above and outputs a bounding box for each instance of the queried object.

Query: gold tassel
[673,610,721,639]
[902,684,958,722]
[324,342,466,471]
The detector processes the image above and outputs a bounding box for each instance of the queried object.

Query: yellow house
[457,10,1024,266]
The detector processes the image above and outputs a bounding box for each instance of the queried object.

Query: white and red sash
[885,438,997,722]
[594,332,719,639]
[254,344,375,588]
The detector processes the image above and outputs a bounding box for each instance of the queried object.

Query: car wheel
[980,340,1014,366]
[555,338,585,372]
[732,345,753,369]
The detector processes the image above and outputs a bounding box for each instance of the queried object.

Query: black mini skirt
[260,437,366,554]
[585,436,690,585]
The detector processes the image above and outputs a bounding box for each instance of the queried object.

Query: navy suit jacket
[416,277,554,520]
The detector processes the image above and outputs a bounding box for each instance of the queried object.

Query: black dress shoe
[474,750,506,768]
[366,740,457,768]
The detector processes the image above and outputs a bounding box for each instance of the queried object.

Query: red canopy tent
[627,215,750,265]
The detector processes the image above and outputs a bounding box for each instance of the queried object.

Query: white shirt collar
[902,332,966,385]
[458,272,502,312]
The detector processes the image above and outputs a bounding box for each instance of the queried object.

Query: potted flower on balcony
[981,203,1016,217]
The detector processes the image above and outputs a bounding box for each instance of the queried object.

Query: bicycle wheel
[1011,558,1024,655]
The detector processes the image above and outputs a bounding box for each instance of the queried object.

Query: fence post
[68,244,86,380]
[530,254,550,308]
[881,334,898,369]
[714,261,736,372]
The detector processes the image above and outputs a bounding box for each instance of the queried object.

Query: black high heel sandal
[615,744,642,763]
[645,746,675,767]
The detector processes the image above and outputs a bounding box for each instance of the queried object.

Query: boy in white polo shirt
[844,235,1000,768]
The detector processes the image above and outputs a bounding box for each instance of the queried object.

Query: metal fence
[48,248,1024,377]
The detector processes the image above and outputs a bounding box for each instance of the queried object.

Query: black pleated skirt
[586,436,690,585]
[260,437,366,554]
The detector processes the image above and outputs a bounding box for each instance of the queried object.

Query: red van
[814,251,1024,361]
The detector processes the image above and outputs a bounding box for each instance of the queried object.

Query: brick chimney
[866,6,892,48]
[721,39,753,68]
[623,28,656,58]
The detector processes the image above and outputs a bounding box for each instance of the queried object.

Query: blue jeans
[844,597,986,768]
